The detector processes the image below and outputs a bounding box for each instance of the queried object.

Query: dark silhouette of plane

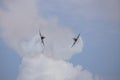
[71,33,80,47]
[39,29,45,46]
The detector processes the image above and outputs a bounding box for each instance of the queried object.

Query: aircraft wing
[71,41,76,47]
[77,33,80,39]
[41,40,45,46]
[39,30,42,37]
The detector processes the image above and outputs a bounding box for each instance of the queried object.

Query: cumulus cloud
[0,0,100,80]
[20,27,83,60]
[0,0,39,48]
[17,54,93,80]
[0,0,83,59]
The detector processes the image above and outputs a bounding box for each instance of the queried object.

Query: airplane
[39,29,45,46]
[71,33,80,47]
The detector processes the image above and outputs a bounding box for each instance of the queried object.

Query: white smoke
[0,0,99,80]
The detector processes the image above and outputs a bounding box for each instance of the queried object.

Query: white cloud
[17,54,93,80]
[20,28,83,60]
[0,0,100,80]
[0,0,39,46]
[0,0,83,60]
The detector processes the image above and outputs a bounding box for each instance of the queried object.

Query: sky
[0,0,120,80]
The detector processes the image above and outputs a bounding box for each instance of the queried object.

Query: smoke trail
[0,0,99,80]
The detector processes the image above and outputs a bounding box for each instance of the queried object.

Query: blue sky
[0,0,120,80]
[0,39,21,80]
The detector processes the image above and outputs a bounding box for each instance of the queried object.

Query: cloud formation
[0,0,83,59]
[0,0,101,80]
[20,28,83,60]
[18,54,93,80]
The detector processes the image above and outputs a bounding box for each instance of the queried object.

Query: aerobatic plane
[71,33,80,47]
[39,29,45,46]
